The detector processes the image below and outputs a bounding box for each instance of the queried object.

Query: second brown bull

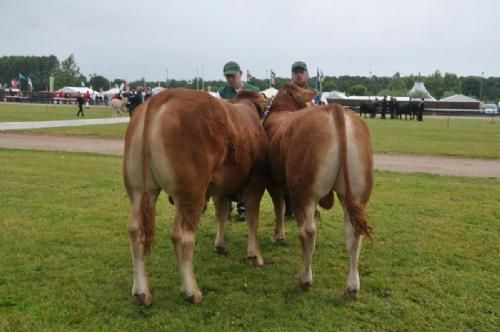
[264,83,374,298]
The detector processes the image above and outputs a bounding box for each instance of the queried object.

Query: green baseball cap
[292,61,308,72]
[223,61,241,76]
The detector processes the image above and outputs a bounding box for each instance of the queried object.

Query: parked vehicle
[482,104,498,114]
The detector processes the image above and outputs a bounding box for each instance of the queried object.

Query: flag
[19,73,26,80]
[270,70,276,87]
[320,70,325,83]
[316,68,321,91]
[49,76,54,92]
[11,79,18,88]
[80,81,85,87]
[247,70,253,81]
[28,77,33,92]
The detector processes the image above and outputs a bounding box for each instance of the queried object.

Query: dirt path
[1,132,499,178]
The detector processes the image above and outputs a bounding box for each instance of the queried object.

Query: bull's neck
[268,92,302,114]
[233,99,261,119]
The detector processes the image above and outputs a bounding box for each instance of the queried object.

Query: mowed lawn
[3,102,499,159]
[365,116,500,159]
[0,149,498,331]
[0,102,113,122]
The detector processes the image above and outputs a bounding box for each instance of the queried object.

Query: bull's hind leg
[170,194,205,304]
[294,200,317,289]
[128,190,160,306]
[338,196,363,298]
[269,188,286,243]
[244,176,266,266]
[213,194,230,254]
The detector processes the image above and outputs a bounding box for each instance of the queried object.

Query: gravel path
[1,132,499,178]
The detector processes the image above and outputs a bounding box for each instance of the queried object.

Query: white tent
[56,86,100,98]
[440,94,479,103]
[408,82,435,100]
[260,87,278,99]
[326,90,347,99]
[102,87,121,99]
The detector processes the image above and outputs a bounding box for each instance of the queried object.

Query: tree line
[0,55,498,102]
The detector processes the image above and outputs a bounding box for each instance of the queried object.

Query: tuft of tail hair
[330,104,372,238]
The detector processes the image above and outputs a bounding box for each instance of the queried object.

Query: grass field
[366,116,500,159]
[2,102,499,159]
[0,149,498,331]
[0,102,112,122]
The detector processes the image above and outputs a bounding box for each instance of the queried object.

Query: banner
[49,76,54,92]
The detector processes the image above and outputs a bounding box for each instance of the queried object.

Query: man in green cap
[218,61,259,100]
[218,61,259,221]
[291,61,310,89]
[282,61,318,220]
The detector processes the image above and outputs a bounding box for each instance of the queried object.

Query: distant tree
[54,54,85,89]
[461,76,481,99]
[322,78,337,92]
[424,70,445,99]
[377,88,407,97]
[443,73,461,95]
[89,74,110,90]
[0,55,59,91]
[441,90,457,98]
[349,84,368,96]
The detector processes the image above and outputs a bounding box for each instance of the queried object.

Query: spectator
[218,61,259,221]
[76,93,85,117]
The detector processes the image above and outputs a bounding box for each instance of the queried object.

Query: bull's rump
[124,89,265,197]
[270,106,373,202]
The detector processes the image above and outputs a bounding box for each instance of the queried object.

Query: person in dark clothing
[76,93,85,117]
[381,96,388,119]
[127,89,143,117]
[218,61,259,221]
[144,88,153,100]
[389,97,396,119]
[417,98,424,121]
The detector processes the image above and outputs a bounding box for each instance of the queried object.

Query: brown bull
[263,83,373,298]
[123,89,268,305]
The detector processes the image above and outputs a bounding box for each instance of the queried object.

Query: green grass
[366,116,500,159]
[0,149,498,331]
[16,123,129,139]
[3,102,499,159]
[0,103,112,122]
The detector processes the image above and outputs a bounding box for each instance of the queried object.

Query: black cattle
[359,101,377,118]
[398,101,424,120]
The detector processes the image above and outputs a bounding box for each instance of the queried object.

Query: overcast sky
[2,0,499,81]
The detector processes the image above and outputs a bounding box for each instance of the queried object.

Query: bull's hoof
[247,255,264,267]
[299,281,313,290]
[134,292,153,306]
[183,290,203,304]
[215,246,229,255]
[344,287,359,299]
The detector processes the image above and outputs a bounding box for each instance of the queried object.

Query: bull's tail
[141,101,155,254]
[330,105,372,238]
[140,191,155,255]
